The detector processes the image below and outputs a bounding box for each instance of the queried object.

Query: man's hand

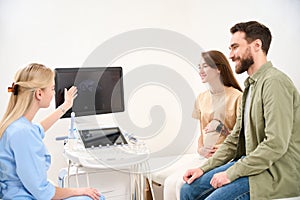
[210,171,231,188]
[183,168,204,184]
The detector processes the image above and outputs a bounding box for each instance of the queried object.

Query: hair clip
[8,83,19,95]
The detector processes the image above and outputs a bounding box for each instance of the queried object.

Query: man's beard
[235,49,254,74]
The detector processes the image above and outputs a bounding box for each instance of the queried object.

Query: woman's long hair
[202,50,243,92]
[0,63,54,138]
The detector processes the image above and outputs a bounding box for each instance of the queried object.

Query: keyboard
[85,145,149,168]
[64,135,149,169]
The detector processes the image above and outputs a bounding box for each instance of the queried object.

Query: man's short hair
[230,21,272,55]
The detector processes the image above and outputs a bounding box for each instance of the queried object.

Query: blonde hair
[0,63,54,137]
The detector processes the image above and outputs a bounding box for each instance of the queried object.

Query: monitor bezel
[54,67,125,118]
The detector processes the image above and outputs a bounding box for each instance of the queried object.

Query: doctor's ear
[34,89,43,101]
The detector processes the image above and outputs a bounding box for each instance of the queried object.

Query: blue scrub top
[0,117,55,199]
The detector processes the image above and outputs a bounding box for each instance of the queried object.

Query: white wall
[1,0,299,183]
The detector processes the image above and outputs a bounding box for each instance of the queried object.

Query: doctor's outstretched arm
[40,86,77,132]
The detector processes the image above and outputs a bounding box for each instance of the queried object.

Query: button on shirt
[0,117,55,199]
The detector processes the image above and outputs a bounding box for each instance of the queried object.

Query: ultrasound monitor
[54,67,124,118]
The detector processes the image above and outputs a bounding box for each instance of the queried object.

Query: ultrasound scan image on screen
[54,67,124,118]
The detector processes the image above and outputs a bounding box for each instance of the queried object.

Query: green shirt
[200,61,300,199]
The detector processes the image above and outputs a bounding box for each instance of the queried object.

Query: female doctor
[0,63,104,200]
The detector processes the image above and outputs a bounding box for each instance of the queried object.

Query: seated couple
[164,50,243,199]
[168,21,300,200]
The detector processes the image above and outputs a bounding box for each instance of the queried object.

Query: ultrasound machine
[55,67,149,200]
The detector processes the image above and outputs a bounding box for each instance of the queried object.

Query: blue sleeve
[9,125,55,200]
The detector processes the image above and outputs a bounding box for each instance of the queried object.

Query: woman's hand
[53,186,103,200]
[40,86,78,131]
[205,119,230,136]
[62,86,78,111]
[204,119,221,133]
[76,187,101,200]
[198,146,217,158]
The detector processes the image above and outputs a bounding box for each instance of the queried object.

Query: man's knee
[180,183,191,199]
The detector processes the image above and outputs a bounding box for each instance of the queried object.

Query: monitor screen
[78,127,128,148]
[54,67,124,118]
